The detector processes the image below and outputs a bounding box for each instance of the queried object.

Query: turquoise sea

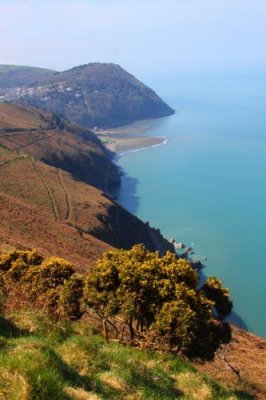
[116,74,266,338]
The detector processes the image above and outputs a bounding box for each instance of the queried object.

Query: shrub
[84,244,233,358]
[0,250,79,318]
[25,256,75,294]
[0,249,42,274]
[202,277,233,319]
[59,274,84,320]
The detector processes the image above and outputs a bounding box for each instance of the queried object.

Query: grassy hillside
[0,310,251,400]
[0,63,174,128]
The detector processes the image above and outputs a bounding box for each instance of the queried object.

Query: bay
[116,73,266,338]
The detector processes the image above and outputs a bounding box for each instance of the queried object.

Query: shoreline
[94,118,168,155]
[118,136,167,157]
[99,120,266,341]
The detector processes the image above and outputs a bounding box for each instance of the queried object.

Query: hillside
[0,65,55,88]
[0,310,250,400]
[0,247,258,399]
[195,325,266,400]
[0,144,173,268]
[0,63,174,128]
[0,102,120,192]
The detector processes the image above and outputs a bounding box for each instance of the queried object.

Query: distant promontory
[0,63,174,128]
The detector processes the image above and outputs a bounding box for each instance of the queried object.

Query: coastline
[94,118,167,154]
[95,118,266,397]
[105,134,166,154]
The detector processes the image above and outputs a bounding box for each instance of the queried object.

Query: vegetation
[85,245,232,359]
[0,247,260,399]
[0,63,174,128]
[0,250,83,320]
[0,309,251,400]
[0,246,232,360]
[0,102,121,192]
[0,65,55,88]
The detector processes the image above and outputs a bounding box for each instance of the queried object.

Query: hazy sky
[1,0,266,82]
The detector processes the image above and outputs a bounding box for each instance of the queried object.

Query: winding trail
[30,158,60,220]
[57,169,73,222]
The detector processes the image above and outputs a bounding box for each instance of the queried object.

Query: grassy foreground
[0,310,251,400]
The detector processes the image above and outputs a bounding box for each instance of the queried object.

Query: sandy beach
[94,120,166,154]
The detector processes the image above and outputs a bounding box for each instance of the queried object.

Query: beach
[94,120,167,154]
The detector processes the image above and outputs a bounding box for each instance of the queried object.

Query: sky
[1,0,266,83]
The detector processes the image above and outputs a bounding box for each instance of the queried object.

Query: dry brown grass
[195,325,266,400]
[171,371,212,400]
[100,372,127,392]
[0,370,30,400]
[0,103,43,130]
[65,387,100,400]
[0,146,112,268]
[0,102,119,193]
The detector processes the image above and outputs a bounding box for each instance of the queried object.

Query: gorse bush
[202,277,233,318]
[84,244,233,358]
[0,245,233,358]
[0,250,83,320]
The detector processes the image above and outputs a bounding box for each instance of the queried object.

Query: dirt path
[30,158,60,220]
[57,169,73,222]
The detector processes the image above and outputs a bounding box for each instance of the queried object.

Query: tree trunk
[102,318,109,342]
[128,317,135,340]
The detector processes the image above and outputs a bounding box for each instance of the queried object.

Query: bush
[59,274,84,320]
[202,277,233,319]
[0,250,80,318]
[0,249,42,275]
[84,244,233,358]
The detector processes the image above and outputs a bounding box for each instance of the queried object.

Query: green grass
[0,310,253,400]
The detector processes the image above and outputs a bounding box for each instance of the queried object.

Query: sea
[116,73,266,338]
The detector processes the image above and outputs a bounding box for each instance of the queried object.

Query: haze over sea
[117,73,266,338]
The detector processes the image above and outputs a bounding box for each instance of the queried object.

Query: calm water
[117,74,266,338]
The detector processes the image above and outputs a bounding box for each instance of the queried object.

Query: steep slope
[0,63,174,128]
[195,325,266,400]
[0,103,120,192]
[0,310,250,400]
[0,146,174,268]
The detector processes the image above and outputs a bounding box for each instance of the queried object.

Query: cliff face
[0,63,174,128]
